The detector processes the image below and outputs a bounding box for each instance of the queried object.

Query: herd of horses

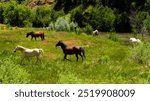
[14,31,86,64]
[14,30,142,64]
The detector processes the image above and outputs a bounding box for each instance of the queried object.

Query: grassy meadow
[0,24,150,84]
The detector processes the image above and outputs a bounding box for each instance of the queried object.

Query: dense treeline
[0,0,150,33]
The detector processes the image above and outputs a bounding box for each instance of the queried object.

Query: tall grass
[0,26,150,83]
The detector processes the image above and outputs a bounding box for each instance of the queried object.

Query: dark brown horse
[26,31,45,40]
[56,40,85,61]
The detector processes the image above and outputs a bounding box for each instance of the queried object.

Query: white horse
[14,45,44,64]
[92,30,99,36]
[129,37,142,47]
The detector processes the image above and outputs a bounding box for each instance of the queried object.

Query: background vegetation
[0,0,150,33]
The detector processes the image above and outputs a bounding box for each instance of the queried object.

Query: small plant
[55,17,70,32]
[83,24,93,35]
[47,22,55,31]
[131,43,150,64]
[108,33,118,41]
[70,22,78,32]
[99,55,110,64]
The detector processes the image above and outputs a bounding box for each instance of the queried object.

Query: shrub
[23,20,32,27]
[0,3,4,23]
[50,9,65,22]
[108,33,118,41]
[86,5,116,32]
[55,17,70,31]
[144,15,150,34]
[131,43,150,64]
[83,24,93,34]
[32,5,52,27]
[70,6,85,27]
[70,22,78,32]
[134,11,149,34]
[3,1,33,27]
[47,22,55,31]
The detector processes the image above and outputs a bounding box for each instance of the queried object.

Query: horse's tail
[80,47,85,58]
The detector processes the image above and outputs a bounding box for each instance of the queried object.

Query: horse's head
[14,46,19,52]
[56,40,63,47]
[14,45,25,52]
[26,31,33,37]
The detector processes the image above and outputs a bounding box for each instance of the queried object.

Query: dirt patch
[41,39,57,45]
[41,39,81,46]
[63,40,81,47]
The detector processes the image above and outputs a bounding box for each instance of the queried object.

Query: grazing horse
[56,40,85,61]
[26,31,45,40]
[92,30,99,36]
[14,45,44,64]
[129,37,142,47]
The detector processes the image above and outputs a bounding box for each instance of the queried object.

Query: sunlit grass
[0,25,150,84]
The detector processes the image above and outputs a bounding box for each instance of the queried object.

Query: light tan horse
[14,45,44,64]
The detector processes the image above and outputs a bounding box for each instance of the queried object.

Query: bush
[134,11,149,33]
[70,22,78,32]
[70,6,86,27]
[0,3,4,23]
[108,33,118,41]
[32,5,52,27]
[23,20,32,27]
[83,24,93,34]
[3,1,33,27]
[144,15,150,34]
[131,43,150,64]
[86,5,116,32]
[47,22,55,31]
[55,17,70,32]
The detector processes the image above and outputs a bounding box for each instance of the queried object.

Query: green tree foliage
[115,12,131,32]
[0,0,150,32]
[32,6,52,27]
[70,6,86,27]
[135,11,148,33]
[86,5,116,31]
[3,1,32,27]
[144,15,150,34]
[32,6,65,27]
[0,3,4,23]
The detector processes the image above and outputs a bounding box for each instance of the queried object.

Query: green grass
[0,25,150,84]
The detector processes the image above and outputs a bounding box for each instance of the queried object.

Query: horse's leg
[35,55,41,64]
[41,36,43,40]
[31,37,33,40]
[79,53,83,61]
[64,54,67,60]
[34,37,36,40]
[20,57,25,64]
[43,34,45,40]
[64,54,71,61]
[76,54,79,61]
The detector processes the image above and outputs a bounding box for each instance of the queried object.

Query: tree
[3,1,32,27]
[0,3,4,23]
